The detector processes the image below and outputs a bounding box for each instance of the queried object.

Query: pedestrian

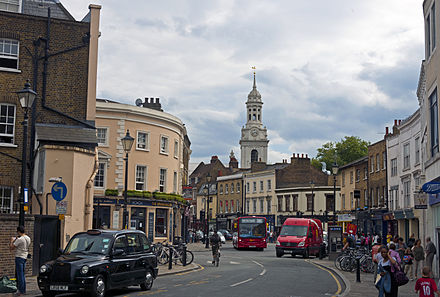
[413,239,425,279]
[209,229,221,266]
[408,233,416,249]
[415,266,440,297]
[397,237,407,261]
[9,226,31,296]
[389,243,402,266]
[425,237,436,273]
[373,233,380,245]
[403,247,414,281]
[375,245,399,297]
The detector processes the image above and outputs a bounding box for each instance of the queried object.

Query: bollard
[356,258,361,282]
[168,248,173,270]
[182,245,187,266]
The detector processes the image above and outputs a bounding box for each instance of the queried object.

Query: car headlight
[40,264,48,274]
[276,240,280,245]
[298,241,305,247]
[80,265,89,275]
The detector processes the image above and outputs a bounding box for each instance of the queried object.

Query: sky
[62,0,425,167]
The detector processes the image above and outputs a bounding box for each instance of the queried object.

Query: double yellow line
[305,260,342,297]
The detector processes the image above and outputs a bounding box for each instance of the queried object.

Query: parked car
[276,218,325,258]
[37,229,158,297]
[209,231,226,244]
[218,229,233,240]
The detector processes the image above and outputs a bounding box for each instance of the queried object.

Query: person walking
[408,233,416,249]
[425,237,436,273]
[375,245,399,297]
[413,239,425,279]
[415,267,440,297]
[403,247,414,281]
[9,226,31,296]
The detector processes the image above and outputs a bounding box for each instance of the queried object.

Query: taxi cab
[37,229,158,297]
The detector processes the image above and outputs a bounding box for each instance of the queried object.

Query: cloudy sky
[63,0,425,166]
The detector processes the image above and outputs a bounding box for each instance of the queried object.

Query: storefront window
[155,208,168,237]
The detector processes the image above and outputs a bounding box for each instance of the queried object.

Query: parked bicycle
[334,247,374,273]
[152,240,194,266]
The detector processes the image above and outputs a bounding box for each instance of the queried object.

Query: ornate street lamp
[16,80,37,227]
[332,161,339,224]
[310,180,315,216]
[205,173,211,248]
[121,130,134,229]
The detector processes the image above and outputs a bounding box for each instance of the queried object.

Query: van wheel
[276,250,284,258]
[303,248,309,259]
[140,269,154,291]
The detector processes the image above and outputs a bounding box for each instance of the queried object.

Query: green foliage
[311,136,370,171]
[105,189,118,196]
[104,189,185,204]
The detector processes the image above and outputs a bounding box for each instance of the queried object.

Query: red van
[276,218,324,258]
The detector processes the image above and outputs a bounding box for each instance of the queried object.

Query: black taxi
[37,229,158,297]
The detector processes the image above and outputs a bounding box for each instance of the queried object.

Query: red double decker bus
[232,216,267,250]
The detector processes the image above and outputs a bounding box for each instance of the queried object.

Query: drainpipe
[84,147,99,230]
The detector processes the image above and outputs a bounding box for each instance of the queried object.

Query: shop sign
[346,223,357,235]
[112,211,119,229]
[422,181,440,194]
[414,193,428,209]
[393,210,405,220]
[337,214,353,222]
[429,193,440,206]
[383,213,394,221]
[153,201,172,207]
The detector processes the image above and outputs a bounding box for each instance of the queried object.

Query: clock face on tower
[251,128,258,137]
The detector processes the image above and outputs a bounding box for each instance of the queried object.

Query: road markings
[230,278,253,287]
[252,260,264,268]
[139,289,168,295]
[175,264,204,275]
[305,260,342,297]
[260,269,266,276]
[230,261,240,264]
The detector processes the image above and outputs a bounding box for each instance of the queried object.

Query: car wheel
[91,274,106,297]
[140,269,154,291]
[303,248,309,259]
[41,291,56,297]
[276,250,284,258]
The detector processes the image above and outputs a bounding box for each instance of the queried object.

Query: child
[415,267,440,297]
[403,247,414,280]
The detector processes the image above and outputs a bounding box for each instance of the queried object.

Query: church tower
[240,72,269,168]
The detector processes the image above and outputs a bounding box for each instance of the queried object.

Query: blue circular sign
[51,182,67,201]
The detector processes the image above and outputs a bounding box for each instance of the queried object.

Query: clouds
[62,0,424,165]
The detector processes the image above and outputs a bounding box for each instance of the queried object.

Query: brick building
[0,1,100,275]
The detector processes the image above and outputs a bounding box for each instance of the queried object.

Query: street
[31,243,343,297]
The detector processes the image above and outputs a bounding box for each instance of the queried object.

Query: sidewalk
[311,258,416,297]
[0,262,200,297]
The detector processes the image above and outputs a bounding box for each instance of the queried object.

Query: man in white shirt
[9,226,31,296]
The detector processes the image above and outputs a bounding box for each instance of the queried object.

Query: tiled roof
[36,123,97,144]
[22,0,75,21]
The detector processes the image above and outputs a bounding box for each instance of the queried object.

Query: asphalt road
[99,243,344,297]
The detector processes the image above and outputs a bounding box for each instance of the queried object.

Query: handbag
[392,264,409,286]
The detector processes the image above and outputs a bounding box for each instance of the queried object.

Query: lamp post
[332,161,339,224]
[205,173,211,248]
[16,81,37,227]
[121,130,134,229]
[310,180,315,216]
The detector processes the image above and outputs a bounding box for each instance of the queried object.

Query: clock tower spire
[239,69,269,168]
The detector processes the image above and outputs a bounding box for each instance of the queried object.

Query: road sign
[56,200,67,214]
[52,182,67,201]
[59,214,65,220]
[24,188,29,203]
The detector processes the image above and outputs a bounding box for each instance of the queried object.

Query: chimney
[301,154,304,158]
[398,120,401,125]
[306,154,308,158]
[394,119,397,126]
[150,98,154,103]
[210,156,218,164]
[156,98,160,103]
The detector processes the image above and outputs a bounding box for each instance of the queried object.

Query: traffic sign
[59,214,65,220]
[56,200,67,214]
[51,182,67,201]
[24,188,28,203]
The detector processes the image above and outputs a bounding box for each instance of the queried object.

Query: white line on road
[252,260,264,268]
[230,261,240,264]
[260,269,266,276]
[230,278,253,287]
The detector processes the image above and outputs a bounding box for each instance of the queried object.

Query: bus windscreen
[238,218,266,238]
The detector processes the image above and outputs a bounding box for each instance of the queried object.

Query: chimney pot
[394,119,397,126]
[398,120,401,125]
[386,127,389,135]
[306,154,308,158]
[156,98,160,103]
[301,154,304,158]
[150,98,154,103]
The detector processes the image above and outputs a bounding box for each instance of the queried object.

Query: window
[292,195,298,211]
[251,149,258,162]
[0,186,13,213]
[350,192,354,209]
[246,182,250,193]
[307,194,313,212]
[260,181,264,192]
[391,158,397,176]
[126,233,143,253]
[160,135,169,154]
[173,171,177,193]
[403,180,411,208]
[155,209,167,237]
[0,39,19,69]
[342,194,345,209]
[427,2,436,58]
[356,169,360,182]
[253,182,256,192]
[135,165,146,191]
[0,0,20,12]
[430,88,439,156]
[342,172,345,187]
[252,199,257,213]
[225,184,229,194]
[277,196,283,212]
[246,200,250,213]
[370,188,374,207]
[382,152,386,170]
[415,137,420,164]
[159,168,167,192]
[267,180,271,191]
[364,167,368,180]
[371,157,374,173]
[326,194,334,212]
[174,140,178,158]
[96,127,108,146]
[403,143,410,169]
[376,154,380,172]
[237,182,240,193]
[285,195,290,212]
[350,171,353,184]
[0,104,15,144]
[432,3,436,51]
[260,199,264,212]
[136,131,149,150]
[219,185,223,194]
[94,162,106,188]
[267,198,271,213]
[236,200,239,212]
[364,189,368,207]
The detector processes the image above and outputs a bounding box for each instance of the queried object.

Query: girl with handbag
[376,246,399,297]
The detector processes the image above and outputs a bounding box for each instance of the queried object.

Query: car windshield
[239,218,266,238]
[280,225,308,237]
[64,233,113,255]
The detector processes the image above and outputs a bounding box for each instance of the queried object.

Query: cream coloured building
[93,98,190,242]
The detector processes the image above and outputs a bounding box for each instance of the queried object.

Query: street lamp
[310,180,315,216]
[205,173,211,248]
[16,80,37,227]
[332,161,339,224]
[121,130,134,229]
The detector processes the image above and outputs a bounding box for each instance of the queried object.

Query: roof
[22,0,75,21]
[339,156,369,170]
[36,124,97,144]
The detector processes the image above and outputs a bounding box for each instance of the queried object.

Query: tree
[311,136,370,171]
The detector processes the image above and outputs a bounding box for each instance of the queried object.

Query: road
[36,243,344,297]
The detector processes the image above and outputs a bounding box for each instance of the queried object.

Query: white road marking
[230,261,240,264]
[252,260,264,268]
[230,278,253,287]
[260,269,266,276]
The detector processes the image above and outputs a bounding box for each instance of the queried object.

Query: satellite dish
[135,98,143,107]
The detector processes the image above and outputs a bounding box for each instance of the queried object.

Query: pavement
[310,258,416,297]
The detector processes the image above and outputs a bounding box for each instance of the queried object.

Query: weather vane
[252,66,256,75]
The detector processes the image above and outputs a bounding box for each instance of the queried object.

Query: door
[131,207,147,232]
[109,235,131,287]
[126,233,146,282]
[33,216,60,275]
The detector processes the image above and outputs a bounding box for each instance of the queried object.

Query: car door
[109,235,131,287]
[125,233,145,283]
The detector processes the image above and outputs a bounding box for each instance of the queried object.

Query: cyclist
[210,229,221,266]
